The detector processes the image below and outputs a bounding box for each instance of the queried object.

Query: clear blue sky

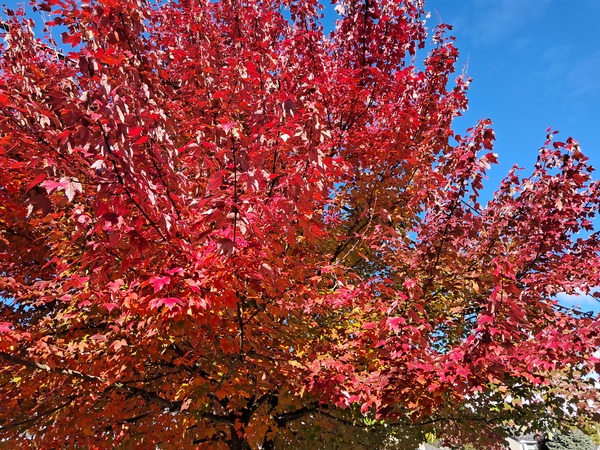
[425,0,600,314]
[426,0,600,184]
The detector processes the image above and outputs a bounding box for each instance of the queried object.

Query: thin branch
[0,20,69,61]
[0,351,180,411]
[99,122,167,241]
[274,402,319,426]
[0,396,76,432]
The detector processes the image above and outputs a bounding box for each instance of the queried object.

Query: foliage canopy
[1,0,599,448]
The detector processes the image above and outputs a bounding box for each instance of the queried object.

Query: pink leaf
[41,179,67,194]
[387,316,406,332]
[102,302,120,312]
[150,276,171,293]
[165,268,185,276]
[64,177,82,202]
[42,177,82,202]
[90,334,107,342]
[180,398,192,411]
[477,315,494,327]
[150,297,182,310]
[221,122,234,133]
[111,339,128,352]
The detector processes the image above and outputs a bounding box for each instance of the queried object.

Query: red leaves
[149,297,183,310]
[482,129,495,150]
[40,179,66,193]
[206,170,225,193]
[26,173,47,192]
[1,0,600,448]
[149,276,170,293]
[110,339,128,352]
[134,135,149,145]
[485,152,498,164]
[476,315,494,327]
[102,302,120,313]
[62,31,81,47]
[387,316,406,332]
[129,126,144,137]
[41,177,83,202]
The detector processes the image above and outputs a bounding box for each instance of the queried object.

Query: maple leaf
[41,177,82,202]
[149,297,182,310]
[149,276,171,293]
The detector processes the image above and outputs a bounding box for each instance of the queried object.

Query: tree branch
[0,351,180,411]
[0,396,76,432]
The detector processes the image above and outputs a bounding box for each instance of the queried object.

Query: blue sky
[425,0,600,189]
[425,0,600,314]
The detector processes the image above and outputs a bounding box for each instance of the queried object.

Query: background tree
[1,0,599,448]
[547,428,596,450]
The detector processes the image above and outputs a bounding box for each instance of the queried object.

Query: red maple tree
[1,0,599,448]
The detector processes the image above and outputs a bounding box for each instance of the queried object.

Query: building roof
[513,433,538,439]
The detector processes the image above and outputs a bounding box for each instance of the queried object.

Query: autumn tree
[1,0,599,448]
